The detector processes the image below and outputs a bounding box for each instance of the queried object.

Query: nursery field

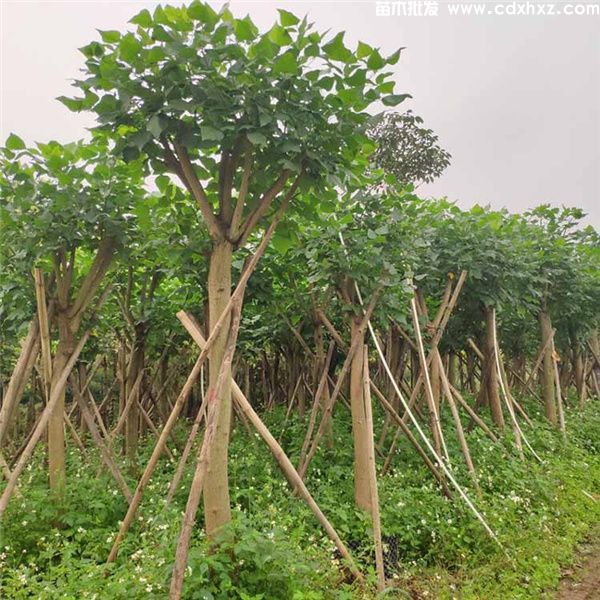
[1,2,599,599]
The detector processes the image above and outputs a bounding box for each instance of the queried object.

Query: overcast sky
[1,1,599,226]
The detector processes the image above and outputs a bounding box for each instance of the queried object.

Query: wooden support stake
[70,376,133,503]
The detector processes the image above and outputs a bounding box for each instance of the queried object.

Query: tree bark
[538,309,557,424]
[350,317,371,512]
[125,330,145,473]
[203,240,233,537]
[48,310,74,493]
[484,306,504,429]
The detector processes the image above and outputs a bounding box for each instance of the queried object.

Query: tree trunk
[350,317,371,512]
[125,329,145,472]
[48,312,74,493]
[448,352,458,388]
[203,240,233,537]
[538,309,557,424]
[484,306,504,429]
[313,322,332,447]
[572,343,585,407]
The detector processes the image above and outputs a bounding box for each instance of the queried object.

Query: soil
[556,526,600,600]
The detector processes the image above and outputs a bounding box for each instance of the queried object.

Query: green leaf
[155,174,170,193]
[323,32,352,63]
[272,51,298,75]
[357,41,373,59]
[235,16,258,42]
[387,47,404,65]
[200,126,223,142]
[5,134,25,150]
[187,0,218,25]
[278,9,300,26]
[267,24,292,46]
[119,33,141,61]
[382,93,411,106]
[148,114,166,138]
[129,9,153,28]
[98,30,121,43]
[123,145,140,163]
[57,96,84,112]
[247,132,267,146]
[367,49,385,70]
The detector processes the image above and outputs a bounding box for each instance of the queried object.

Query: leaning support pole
[0,331,90,518]
[70,375,133,503]
[165,366,207,505]
[410,297,450,463]
[179,315,364,584]
[0,317,40,448]
[435,352,480,493]
[370,381,452,498]
[491,310,541,463]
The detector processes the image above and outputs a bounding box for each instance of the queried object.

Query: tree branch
[229,146,253,239]
[236,169,296,247]
[172,142,222,240]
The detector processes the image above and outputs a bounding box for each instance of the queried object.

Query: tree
[367,110,451,186]
[0,134,145,493]
[64,1,406,538]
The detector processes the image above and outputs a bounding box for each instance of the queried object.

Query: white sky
[1,1,599,226]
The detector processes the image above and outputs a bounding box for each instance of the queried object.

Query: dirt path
[556,526,600,600]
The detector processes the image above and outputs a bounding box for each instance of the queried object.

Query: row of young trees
[1,2,599,596]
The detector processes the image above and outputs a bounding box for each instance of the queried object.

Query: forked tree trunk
[203,240,233,537]
[484,306,504,429]
[350,317,371,512]
[538,308,557,424]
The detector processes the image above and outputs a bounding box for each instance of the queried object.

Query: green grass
[1,396,598,599]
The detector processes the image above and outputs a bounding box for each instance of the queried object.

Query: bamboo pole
[166,369,209,505]
[70,376,132,503]
[370,381,451,497]
[0,317,40,447]
[491,310,542,463]
[410,298,449,463]
[298,287,383,479]
[435,354,479,490]
[448,384,499,443]
[298,341,335,467]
